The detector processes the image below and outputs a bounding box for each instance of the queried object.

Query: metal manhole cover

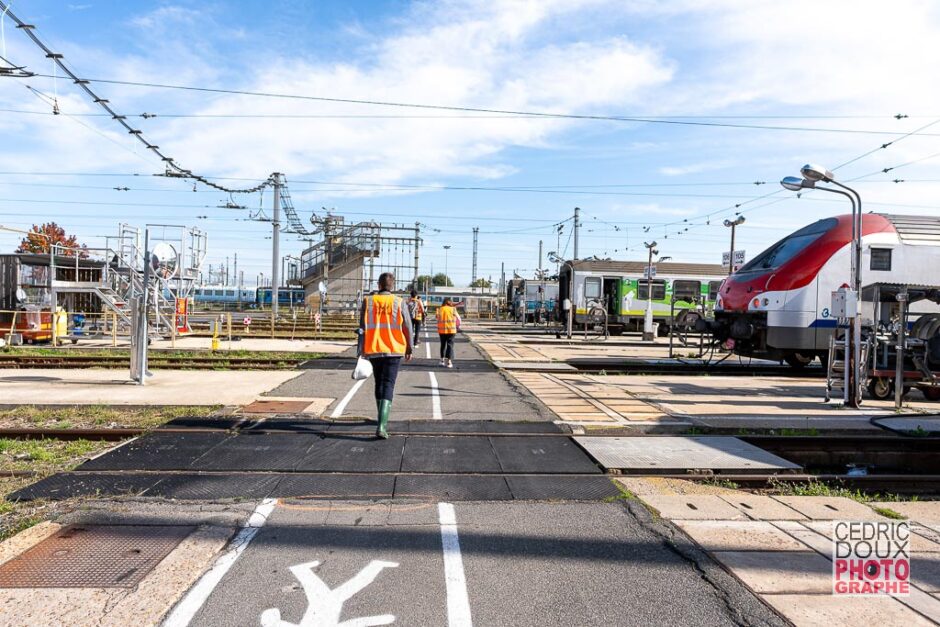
[242,400,313,414]
[0,525,195,588]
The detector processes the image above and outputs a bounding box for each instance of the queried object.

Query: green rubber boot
[376,399,391,439]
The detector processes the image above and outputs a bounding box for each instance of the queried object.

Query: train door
[603,277,618,318]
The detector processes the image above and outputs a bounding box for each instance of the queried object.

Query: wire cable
[0,1,271,194]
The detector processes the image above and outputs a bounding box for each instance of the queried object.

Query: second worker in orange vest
[436,298,461,368]
[359,272,413,438]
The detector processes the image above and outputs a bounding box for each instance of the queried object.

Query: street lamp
[443,245,451,287]
[723,215,745,275]
[780,164,863,407]
[643,241,658,341]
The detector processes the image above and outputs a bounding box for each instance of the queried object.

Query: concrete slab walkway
[0,369,302,406]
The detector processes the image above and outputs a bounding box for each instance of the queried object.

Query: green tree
[432,273,453,287]
[469,278,492,288]
[410,275,434,291]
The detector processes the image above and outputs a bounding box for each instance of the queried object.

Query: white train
[712,213,940,366]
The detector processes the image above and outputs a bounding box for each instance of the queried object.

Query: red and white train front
[712,213,931,367]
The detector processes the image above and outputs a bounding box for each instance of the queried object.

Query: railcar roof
[878,213,940,244]
[568,259,727,277]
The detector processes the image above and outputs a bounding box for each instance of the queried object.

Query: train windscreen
[736,218,837,273]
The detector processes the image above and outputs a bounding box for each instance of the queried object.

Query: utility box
[831,288,858,318]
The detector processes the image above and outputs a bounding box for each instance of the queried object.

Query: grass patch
[0,404,221,430]
[0,438,112,473]
[700,478,740,490]
[769,478,913,504]
[0,438,128,541]
[603,479,638,503]
[872,506,907,520]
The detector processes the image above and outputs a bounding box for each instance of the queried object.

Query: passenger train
[711,213,940,367]
[558,260,727,334]
[187,286,306,308]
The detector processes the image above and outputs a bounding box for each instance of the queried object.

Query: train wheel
[784,352,814,369]
[922,387,940,401]
[867,377,893,401]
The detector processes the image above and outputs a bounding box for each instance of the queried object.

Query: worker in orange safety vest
[358,272,413,438]
[436,297,461,368]
[407,290,426,347]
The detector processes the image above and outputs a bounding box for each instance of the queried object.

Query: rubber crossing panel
[296,436,406,472]
[79,433,229,471]
[191,433,316,471]
[394,475,512,501]
[8,472,168,501]
[274,474,395,499]
[490,436,601,474]
[158,417,244,431]
[506,476,621,501]
[401,436,502,473]
[145,473,282,500]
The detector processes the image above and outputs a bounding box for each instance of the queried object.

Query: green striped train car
[557,260,727,334]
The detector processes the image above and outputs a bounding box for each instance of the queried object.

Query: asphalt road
[268,332,554,423]
[188,500,785,627]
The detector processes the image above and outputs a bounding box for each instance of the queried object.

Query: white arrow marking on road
[429,372,442,420]
[439,503,473,627]
[332,378,367,418]
[260,560,400,627]
[163,498,278,627]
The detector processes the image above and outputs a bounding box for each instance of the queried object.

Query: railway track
[0,355,311,370]
[3,428,938,495]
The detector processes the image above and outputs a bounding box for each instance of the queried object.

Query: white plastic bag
[352,356,373,380]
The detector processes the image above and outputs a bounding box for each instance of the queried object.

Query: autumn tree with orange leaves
[16,222,88,257]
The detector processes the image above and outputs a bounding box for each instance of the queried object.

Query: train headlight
[752,298,760,309]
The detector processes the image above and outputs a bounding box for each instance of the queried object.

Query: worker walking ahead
[407,290,426,346]
[436,298,461,368]
[359,272,413,439]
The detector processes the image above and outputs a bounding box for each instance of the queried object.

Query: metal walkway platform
[573,436,801,474]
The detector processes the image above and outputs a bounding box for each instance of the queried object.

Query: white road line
[331,377,367,418]
[424,329,431,359]
[163,498,278,627]
[429,372,443,420]
[439,503,473,627]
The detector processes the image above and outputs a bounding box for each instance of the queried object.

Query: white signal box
[831,288,858,318]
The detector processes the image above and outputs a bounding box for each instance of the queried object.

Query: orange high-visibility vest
[363,294,407,356]
[437,305,457,335]
[410,298,425,322]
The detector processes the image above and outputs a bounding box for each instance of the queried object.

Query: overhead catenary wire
[0,0,271,195]
[19,71,940,138]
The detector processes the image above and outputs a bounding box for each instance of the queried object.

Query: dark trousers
[413,320,422,343]
[370,356,402,402]
[439,334,455,360]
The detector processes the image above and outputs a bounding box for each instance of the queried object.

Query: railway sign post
[722,250,746,272]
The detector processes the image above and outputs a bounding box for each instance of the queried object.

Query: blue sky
[3,0,940,286]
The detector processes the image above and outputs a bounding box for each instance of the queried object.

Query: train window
[738,217,837,272]
[584,277,602,300]
[708,280,722,301]
[637,280,666,301]
[871,248,892,271]
[672,280,701,302]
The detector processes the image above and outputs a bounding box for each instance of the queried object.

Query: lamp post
[723,215,745,275]
[781,164,863,408]
[443,245,451,287]
[643,241,658,341]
